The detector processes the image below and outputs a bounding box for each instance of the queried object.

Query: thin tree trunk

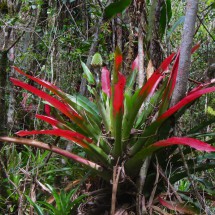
[149,0,164,69]
[0,51,8,136]
[79,19,102,95]
[7,31,16,132]
[116,15,122,50]
[138,22,145,88]
[171,0,199,106]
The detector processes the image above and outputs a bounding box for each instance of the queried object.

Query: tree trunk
[149,0,164,69]
[137,1,145,88]
[171,0,199,106]
[7,30,16,131]
[116,15,122,50]
[0,51,8,136]
[138,20,145,88]
[79,19,102,95]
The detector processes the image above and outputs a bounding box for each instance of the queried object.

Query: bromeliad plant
[1,45,215,213]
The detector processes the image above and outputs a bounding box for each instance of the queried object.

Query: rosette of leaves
[1,45,215,214]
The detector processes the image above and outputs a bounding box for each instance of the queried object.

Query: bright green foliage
[26,185,86,215]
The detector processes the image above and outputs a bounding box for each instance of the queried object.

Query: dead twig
[147,157,160,214]
[111,163,122,215]
[157,165,183,203]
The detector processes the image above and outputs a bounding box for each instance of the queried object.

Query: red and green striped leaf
[11,78,82,122]
[156,52,175,73]
[188,78,215,95]
[130,86,215,155]
[36,114,72,130]
[12,67,100,135]
[123,72,163,135]
[16,129,93,148]
[112,73,126,157]
[159,51,180,115]
[122,53,176,140]
[152,137,215,152]
[159,44,200,115]
[126,137,215,174]
[113,72,126,115]
[158,87,215,122]
[13,66,63,94]
[113,47,122,84]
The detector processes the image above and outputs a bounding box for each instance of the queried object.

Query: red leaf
[10,78,82,122]
[113,72,126,114]
[114,47,123,73]
[138,53,175,97]
[139,72,163,96]
[191,42,200,53]
[16,129,93,148]
[101,67,111,97]
[115,55,122,71]
[36,114,66,129]
[158,87,215,121]
[188,79,215,95]
[12,66,62,94]
[44,104,51,116]
[153,137,215,152]
[166,44,200,99]
[156,52,175,73]
[167,51,180,98]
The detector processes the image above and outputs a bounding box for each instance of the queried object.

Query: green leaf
[104,0,132,20]
[167,16,185,38]
[46,184,63,212]
[81,61,95,85]
[159,0,172,38]
[135,81,166,129]
[94,89,111,133]
[125,69,138,96]
[25,195,45,215]
[37,201,57,214]
[66,93,101,126]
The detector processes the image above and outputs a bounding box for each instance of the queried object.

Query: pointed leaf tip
[10,77,83,122]
[158,86,215,121]
[153,137,215,152]
[114,47,123,72]
[113,73,126,114]
[15,129,93,148]
[132,55,139,71]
